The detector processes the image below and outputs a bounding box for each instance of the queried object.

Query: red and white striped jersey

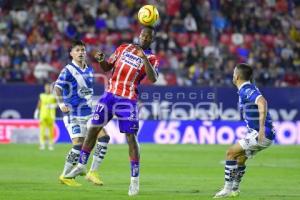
[106,43,159,100]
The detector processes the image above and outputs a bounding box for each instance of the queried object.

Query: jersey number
[95,104,104,112]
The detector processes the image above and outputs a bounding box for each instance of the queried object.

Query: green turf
[0,144,299,200]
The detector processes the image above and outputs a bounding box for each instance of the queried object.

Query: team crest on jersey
[244,88,255,99]
[93,114,100,120]
[121,51,143,69]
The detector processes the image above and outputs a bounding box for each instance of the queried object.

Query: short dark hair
[70,40,85,50]
[142,26,156,36]
[236,63,253,81]
[143,26,155,31]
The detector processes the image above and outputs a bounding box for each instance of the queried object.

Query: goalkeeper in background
[34,83,57,151]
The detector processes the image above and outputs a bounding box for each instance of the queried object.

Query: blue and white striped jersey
[238,81,275,140]
[55,60,94,116]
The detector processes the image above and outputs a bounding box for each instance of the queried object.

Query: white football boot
[213,187,232,198]
[128,177,139,196]
[64,164,86,178]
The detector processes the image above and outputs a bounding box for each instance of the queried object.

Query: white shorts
[238,129,273,158]
[63,115,92,139]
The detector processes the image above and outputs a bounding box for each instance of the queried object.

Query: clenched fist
[94,50,105,62]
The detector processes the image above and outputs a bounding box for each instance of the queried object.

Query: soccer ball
[138,5,159,27]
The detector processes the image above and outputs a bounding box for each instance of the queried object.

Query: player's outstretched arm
[135,46,158,83]
[256,96,267,143]
[94,50,114,72]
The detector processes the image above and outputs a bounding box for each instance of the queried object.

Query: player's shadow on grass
[155,189,202,194]
[174,189,201,194]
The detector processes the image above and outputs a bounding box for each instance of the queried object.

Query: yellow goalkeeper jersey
[39,93,56,119]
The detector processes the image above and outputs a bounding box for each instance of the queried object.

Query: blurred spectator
[184,13,197,32]
[0,0,299,87]
[212,12,227,33]
[34,59,56,84]
[115,11,130,31]
[0,47,10,68]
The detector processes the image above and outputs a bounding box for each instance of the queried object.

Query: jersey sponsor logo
[72,125,81,134]
[121,51,142,68]
[78,87,93,98]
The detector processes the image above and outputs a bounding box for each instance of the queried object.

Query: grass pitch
[0,144,299,200]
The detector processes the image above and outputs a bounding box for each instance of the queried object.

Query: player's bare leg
[214,143,244,198]
[83,126,102,150]
[126,133,140,196]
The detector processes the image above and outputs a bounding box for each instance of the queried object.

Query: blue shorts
[91,92,139,134]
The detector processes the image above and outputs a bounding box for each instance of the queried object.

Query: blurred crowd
[0,0,300,87]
